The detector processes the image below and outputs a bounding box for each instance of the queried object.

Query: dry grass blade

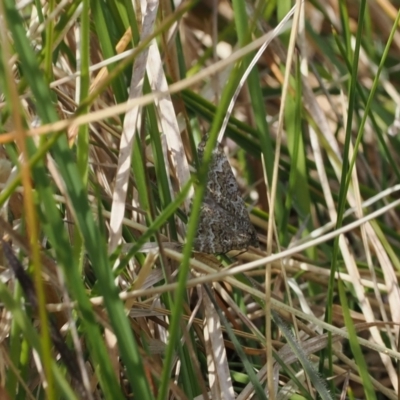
[108,1,159,253]
[202,285,235,400]
[147,28,192,214]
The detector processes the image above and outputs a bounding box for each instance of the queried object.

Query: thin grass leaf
[0,280,78,399]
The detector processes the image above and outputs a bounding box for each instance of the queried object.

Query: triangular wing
[193,136,259,253]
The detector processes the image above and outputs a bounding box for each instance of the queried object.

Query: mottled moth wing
[193,135,259,254]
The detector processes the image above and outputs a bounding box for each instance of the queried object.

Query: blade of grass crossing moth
[157,57,246,400]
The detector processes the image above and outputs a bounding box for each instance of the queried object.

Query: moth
[192,135,259,254]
